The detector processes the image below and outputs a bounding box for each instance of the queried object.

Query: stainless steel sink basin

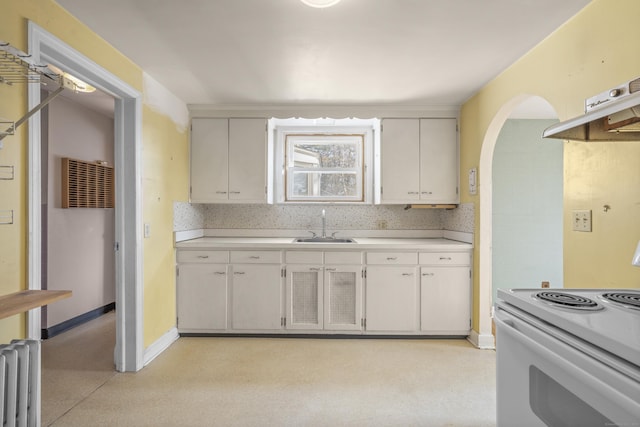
[293,237,356,243]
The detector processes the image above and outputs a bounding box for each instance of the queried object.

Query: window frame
[270,118,378,205]
[284,133,365,202]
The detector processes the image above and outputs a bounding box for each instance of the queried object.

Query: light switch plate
[572,210,592,232]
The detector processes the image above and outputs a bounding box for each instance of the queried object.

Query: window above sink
[270,117,379,205]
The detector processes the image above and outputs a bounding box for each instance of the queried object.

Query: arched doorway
[478,95,561,342]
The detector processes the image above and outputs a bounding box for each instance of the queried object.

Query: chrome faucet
[321,209,327,238]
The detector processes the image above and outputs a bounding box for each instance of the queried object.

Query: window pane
[290,171,359,198]
[292,143,358,168]
[285,133,364,202]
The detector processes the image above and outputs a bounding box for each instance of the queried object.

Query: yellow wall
[142,105,189,347]
[461,0,640,330]
[0,0,189,345]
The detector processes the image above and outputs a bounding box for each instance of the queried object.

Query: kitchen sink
[293,237,356,243]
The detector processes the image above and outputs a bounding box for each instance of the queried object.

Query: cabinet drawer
[366,252,417,265]
[177,250,229,264]
[230,251,282,264]
[324,251,363,265]
[285,251,323,264]
[419,252,471,266]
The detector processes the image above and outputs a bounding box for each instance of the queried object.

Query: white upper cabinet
[191,118,229,202]
[419,119,459,203]
[380,118,458,204]
[190,118,267,203]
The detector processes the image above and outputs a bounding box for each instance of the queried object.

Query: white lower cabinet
[177,247,471,336]
[420,266,471,334]
[286,265,323,330]
[284,250,362,332]
[177,263,228,331]
[365,266,418,332]
[323,266,362,331]
[230,252,283,330]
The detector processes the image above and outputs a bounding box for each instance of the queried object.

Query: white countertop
[175,236,472,251]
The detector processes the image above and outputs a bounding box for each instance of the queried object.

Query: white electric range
[495,288,640,427]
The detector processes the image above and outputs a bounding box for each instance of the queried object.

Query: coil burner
[600,292,640,311]
[534,291,603,311]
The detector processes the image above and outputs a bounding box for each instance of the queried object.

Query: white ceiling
[56,0,590,113]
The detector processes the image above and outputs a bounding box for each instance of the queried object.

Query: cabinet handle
[309,267,322,271]
[215,191,227,194]
[234,271,245,275]
[407,191,419,195]
[386,257,397,261]
[439,257,452,260]
[422,272,435,277]
[229,191,241,194]
[401,273,413,276]
[421,191,433,195]
[249,256,261,259]
[214,272,226,275]
[326,268,336,271]
[197,255,209,259]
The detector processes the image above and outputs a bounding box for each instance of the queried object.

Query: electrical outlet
[572,210,592,232]
[144,223,151,238]
[376,220,388,230]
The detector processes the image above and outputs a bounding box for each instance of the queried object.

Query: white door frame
[27,23,143,372]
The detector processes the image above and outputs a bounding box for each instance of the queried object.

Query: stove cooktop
[497,288,640,367]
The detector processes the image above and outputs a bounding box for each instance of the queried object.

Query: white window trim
[270,118,379,205]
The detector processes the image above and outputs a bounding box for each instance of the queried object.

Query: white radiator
[0,340,40,427]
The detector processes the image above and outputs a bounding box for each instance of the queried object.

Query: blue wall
[492,119,563,301]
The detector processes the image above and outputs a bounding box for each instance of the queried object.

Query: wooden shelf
[0,290,72,320]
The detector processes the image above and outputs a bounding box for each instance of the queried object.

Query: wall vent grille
[62,157,114,208]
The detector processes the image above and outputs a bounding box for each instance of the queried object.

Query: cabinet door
[324,266,363,331]
[420,266,471,334]
[228,118,267,202]
[419,118,458,203]
[365,266,418,332]
[380,119,420,203]
[177,264,228,331]
[286,265,323,330]
[190,118,229,202]
[231,264,282,330]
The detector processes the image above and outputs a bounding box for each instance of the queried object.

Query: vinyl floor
[42,312,496,426]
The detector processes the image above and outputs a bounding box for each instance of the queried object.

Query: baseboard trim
[144,327,179,367]
[42,302,116,339]
[467,329,495,349]
[179,333,469,340]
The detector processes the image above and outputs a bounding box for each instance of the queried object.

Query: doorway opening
[479,95,561,342]
[40,84,116,340]
[27,23,143,372]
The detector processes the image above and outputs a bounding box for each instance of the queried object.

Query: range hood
[543,76,640,141]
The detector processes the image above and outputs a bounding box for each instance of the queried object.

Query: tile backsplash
[174,202,474,234]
